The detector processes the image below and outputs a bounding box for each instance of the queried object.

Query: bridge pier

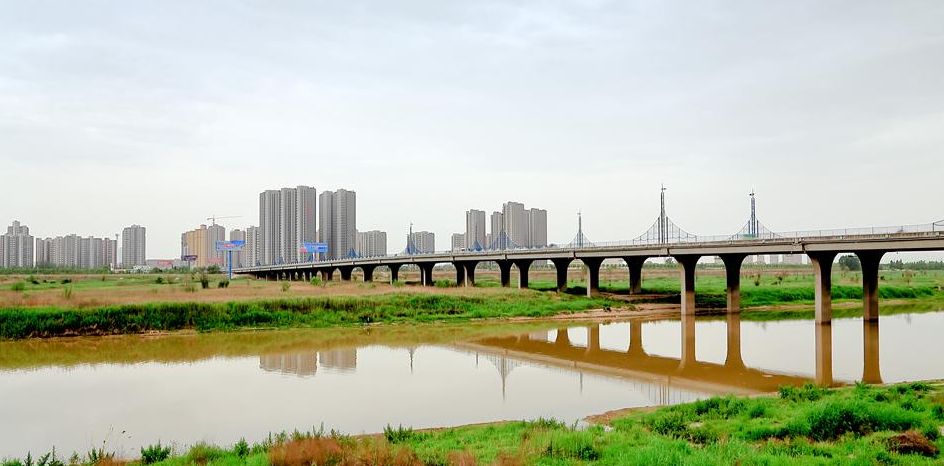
[675,255,701,315]
[856,251,884,322]
[454,263,465,287]
[624,257,646,295]
[361,265,376,282]
[320,268,334,282]
[462,262,477,287]
[863,320,882,384]
[583,258,603,297]
[497,260,512,287]
[720,254,746,313]
[389,264,401,284]
[419,263,435,286]
[809,252,837,324]
[514,260,532,289]
[815,323,833,386]
[552,258,572,292]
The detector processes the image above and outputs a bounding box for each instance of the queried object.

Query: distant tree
[838,255,861,272]
[207,265,221,274]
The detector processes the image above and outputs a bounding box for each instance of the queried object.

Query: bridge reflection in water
[458,315,883,405]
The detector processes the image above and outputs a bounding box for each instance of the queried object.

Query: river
[1,306,942,458]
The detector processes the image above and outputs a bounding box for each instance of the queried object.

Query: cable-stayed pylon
[730,191,778,240]
[568,211,594,247]
[632,185,697,244]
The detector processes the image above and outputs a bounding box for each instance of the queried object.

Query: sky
[1,0,943,259]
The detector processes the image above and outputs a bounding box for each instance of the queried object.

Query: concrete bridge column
[389,264,401,284]
[514,260,532,289]
[321,268,334,282]
[725,311,744,369]
[720,254,746,313]
[362,265,376,283]
[809,252,838,324]
[624,257,646,295]
[419,263,435,286]
[453,263,465,287]
[815,323,833,387]
[863,320,882,384]
[463,262,478,287]
[583,258,604,298]
[339,266,353,282]
[679,314,696,370]
[675,255,701,315]
[628,320,644,355]
[856,251,884,322]
[552,259,573,293]
[497,261,512,288]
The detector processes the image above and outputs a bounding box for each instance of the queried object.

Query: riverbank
[4,381,941,465]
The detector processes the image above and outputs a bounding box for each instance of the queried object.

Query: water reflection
[0,309,942,458]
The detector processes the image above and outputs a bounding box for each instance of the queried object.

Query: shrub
[795,398,925,441]
[281,282,291,292]
[310,277,323,287]
[154,277,164,284]
[383,424,416,443]
[268,438,342,466]
[60,278,71,285]
[217,280,229,289]
[779,384,828,402]
[140,442,171,464]
[543,432,601,461]
[435,279,452,288]
[62,286,73,300]
[199,272,210,289]
[10,282,26,292]
[233,439,249,458]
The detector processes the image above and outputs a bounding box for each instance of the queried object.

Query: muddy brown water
[1,308,942,458]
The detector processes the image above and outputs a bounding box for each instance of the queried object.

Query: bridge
[236,192,944,324]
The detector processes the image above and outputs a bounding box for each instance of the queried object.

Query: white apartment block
[259,186,317,265]
[0,221,33,268]
[319,189,356,260]
[356,230,387,258]
[36,234,117,269]
[465,209,486,250]
[408,231,435,254]
[121,224,146,268]
[451,233,465,252]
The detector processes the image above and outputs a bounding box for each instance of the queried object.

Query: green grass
[0,291,614,339]
[6,382,940,465]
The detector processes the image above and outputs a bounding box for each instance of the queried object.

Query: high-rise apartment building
[0,221,33,268]
[35,233,116,269]
[528,208,548,248]
[489,211,503,248]
[121,225,146,268]
[502,201,529,248]
[319,189,356,260]
[465,209,486,251]
[408,231,435,254]
[245,226,261,267]
[181,224,226,268]
[258,186,317,265]
[451,233,465,252]
[355,230,387,258]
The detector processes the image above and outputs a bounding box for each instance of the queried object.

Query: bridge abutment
[624,257,646,294]
[582,258,603,297]
[809,252,838,324]
[552,259,572,292]
[675,255,701,315]
[720,254,746,313]
[856,251,884,322]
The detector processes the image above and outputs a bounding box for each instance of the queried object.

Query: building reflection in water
[259,348,357,377]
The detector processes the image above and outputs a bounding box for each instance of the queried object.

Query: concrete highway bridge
[236,220,944,324]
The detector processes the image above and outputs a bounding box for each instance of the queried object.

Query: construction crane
[206,215,242,226]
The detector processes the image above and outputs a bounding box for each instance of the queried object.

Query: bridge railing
[236,221,944,269]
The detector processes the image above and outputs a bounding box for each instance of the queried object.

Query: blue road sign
[303,242,328,254]
[216,240,246,252]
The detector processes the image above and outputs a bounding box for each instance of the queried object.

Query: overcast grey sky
[2,0,943,259]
